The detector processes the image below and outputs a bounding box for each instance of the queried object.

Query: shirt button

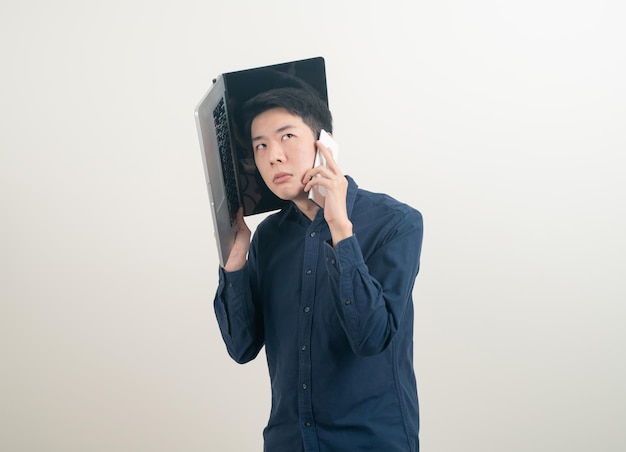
[310,231,316,237]
[330,259,336,265]
[303,306,310,313]
[302,383,307,390]
[305,421,312,427]
[301,345,307,351]
[305,269,312,275]
[345,299,352,305]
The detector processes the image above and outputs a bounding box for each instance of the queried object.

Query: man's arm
[213,210,264,363]
[304,142,423,356]
[223,208,251,272]
[324,208,423,357]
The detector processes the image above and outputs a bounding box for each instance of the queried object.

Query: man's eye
[282,133,294,141]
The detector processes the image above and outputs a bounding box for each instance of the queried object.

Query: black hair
[242,86,333,142]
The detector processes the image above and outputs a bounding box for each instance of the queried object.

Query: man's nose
[268,144,285,164]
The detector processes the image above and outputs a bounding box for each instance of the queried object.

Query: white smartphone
[309,129,339,207]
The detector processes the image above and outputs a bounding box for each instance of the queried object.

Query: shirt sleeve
[214,265,264,363]
[324,208,423,357]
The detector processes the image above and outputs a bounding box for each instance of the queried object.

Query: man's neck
[294,199,321,222]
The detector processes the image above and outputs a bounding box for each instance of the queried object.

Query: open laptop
[194,56,329,266]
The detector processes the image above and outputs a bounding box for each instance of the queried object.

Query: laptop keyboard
[213,98,239,224]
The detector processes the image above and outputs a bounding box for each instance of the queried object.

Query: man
[213,84,423,451]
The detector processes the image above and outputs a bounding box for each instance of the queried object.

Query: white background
[1,0,625,450]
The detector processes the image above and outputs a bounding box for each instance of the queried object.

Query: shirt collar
[344,175,358,218]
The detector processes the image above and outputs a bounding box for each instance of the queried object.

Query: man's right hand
[223,208,251,272]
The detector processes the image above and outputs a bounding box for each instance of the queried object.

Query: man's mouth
[273,172,291,184]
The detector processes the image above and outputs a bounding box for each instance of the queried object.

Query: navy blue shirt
[214,176,423,451]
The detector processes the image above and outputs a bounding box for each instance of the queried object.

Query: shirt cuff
[324,234,364,274]
[218,264,249,296]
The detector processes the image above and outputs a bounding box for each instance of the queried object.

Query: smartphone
[309,129,339,207]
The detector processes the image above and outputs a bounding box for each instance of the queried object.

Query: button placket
[298,222,321,446]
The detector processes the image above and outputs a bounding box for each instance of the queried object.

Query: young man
[213,85,423,451]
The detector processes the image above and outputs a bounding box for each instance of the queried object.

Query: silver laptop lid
[195,75,238,267]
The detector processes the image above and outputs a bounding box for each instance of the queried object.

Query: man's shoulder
[256,209,285,229]
[351,187,423,246]
[355,187,421,219]
[347,176,418,214]
[253,206,299,237]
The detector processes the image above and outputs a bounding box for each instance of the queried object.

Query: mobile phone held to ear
[309,129,339,207]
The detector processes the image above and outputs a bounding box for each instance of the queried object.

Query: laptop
[194,56,329,266]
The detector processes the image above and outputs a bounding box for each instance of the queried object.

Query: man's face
[251,107,316,203]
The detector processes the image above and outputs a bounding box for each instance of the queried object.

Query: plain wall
[1,0,624,450]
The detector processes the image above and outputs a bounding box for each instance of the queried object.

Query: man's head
[242,86,333,143]
[241,87,333,205]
